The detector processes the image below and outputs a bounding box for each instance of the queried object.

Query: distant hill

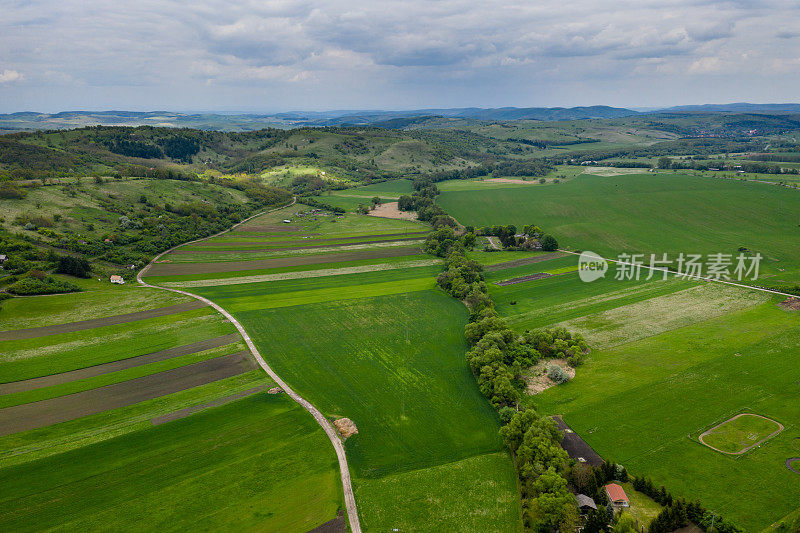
[0,106,638,132]
[656,103,800,115]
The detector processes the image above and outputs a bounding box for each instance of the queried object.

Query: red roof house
[604,483,630,508]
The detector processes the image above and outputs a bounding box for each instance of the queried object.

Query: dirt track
[0,300,208,341]
[0,350,255,436]
[0,333,241,394]
[146,246,421,276]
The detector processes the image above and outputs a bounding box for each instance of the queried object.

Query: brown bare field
[0,350,256,436]
[171,236,426,254]
[0,333,241,394]
[0,301,208,341]
[195,231,430,247]
[484,252,567,271]
[367,202,418,220]
[146,247,422,276]
[495,273,552,286]
[150,385,266,425]
[232,224,302,233]
[484,178,539,184]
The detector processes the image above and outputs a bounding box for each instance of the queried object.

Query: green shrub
[7,275,80,295]
[547,364,570,384]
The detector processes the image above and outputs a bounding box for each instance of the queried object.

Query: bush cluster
[7,275,79,295]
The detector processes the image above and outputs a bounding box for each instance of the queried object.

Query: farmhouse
[110,275,125,284]
[604,483,630,509]
[575,494,597,514]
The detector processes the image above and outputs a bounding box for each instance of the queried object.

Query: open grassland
[0,393,342,533]
[439,173,800,285]
[354,451,521,532]
[525,291,800,530]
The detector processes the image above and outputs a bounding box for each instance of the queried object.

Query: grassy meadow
[439,172,800,285]
[479,252,800,530]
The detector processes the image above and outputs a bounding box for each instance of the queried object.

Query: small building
[282,219,292,223]
[0,254,6,264]
[605,483,630,508]
[110,275,125,285]
[575,494,597,514]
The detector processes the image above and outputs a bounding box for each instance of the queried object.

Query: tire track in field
[137,198,363,533]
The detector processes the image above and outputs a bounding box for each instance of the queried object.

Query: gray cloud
[1,0,799,111]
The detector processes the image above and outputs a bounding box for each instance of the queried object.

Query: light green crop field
[700,414,784,454]
[439,173,800,285]
[234,207,428,237]
[499,271,800,530]
[354,451,521,532]
[0,307,235,382]
[0,284,190,331]
[0,393,342,533]
[0,341,244,408]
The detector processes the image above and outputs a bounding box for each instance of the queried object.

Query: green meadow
[0,393,342,533]
[439,173,800,285]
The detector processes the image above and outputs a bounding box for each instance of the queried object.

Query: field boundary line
[138,198,363,533]
[558,249,800,299]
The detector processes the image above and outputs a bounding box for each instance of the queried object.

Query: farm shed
[110,275,125,284]
[575,494,597,514]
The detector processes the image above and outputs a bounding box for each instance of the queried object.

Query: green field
[490,264,800,530]
[439,173,800,285]
[159,209,523,530]
[0,393,342,532]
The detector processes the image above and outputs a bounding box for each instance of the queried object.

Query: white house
[110,275,125,284]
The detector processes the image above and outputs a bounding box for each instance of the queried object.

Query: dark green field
[440,173,800,285]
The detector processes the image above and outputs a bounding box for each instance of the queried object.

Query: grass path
[137,198,363,533]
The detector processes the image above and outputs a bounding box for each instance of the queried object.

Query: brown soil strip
[308,511,346,533]
[172,236,425,254]
[150,385,266,425]
[0,300,208,342]
[0,350,256,436]
[484,252,567,271]
[787,458,800,474]
[0,333,241,394]
[778,297,800,310]
[146,247,422,276]
[496,272,552,286]
[552,415,604,467]
[196,231,430,247]
[698,413,785,455]
[233,224,302,232]
[366,202,417,220]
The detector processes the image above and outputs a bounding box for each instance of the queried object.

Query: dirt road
[137,198,362,533]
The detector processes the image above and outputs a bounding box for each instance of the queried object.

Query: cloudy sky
[2,0,800,112]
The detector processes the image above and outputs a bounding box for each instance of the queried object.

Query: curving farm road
[137,198,362,533]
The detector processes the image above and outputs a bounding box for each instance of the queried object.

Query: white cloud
[1,1,800,109]
[0,69,23,83]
